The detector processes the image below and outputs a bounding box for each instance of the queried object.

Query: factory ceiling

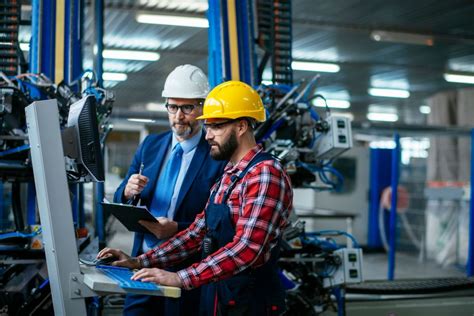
[19,0,474,126]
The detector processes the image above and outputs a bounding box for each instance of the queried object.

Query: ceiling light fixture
[419,105,431,114]
[369,88,410,98]
[444,73,474,84]
[20,43,30,51]
[292,61,340,73]
[127,118,156,123]
[102,72,128,81]
[367,112,399,122]
[103,49,160,61]
[370,30,434,46]
[136,13,209,28]
[313,98,350,109]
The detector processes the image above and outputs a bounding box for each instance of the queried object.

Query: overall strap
[221,152,275,204]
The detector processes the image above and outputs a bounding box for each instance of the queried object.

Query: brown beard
[209,130,238,161]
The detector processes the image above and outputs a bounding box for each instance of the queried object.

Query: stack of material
[0,1,20,76]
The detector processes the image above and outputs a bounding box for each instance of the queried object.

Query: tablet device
[101,202,157,234]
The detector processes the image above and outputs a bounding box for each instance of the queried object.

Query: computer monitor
[62,95,105,182]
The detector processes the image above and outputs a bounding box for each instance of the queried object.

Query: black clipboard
[101,202,157,234]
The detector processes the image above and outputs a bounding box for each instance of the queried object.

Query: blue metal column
[388,134,400,280]
[207,0,257,87]
[207,0,223,88]
[69,184,79,226]
[78,183,85,228]
[0,183,4,226]
[30,0,56,78]
[27,183,37,225]
[64,0,83,85]
[94,0,106,248]
[467,129,474,276]
[235,0,257,85]
[368,149,392,248]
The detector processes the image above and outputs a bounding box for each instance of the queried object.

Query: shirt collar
[172,128,202,154]
[224,144,264,174]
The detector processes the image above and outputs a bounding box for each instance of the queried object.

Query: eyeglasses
[165,103,198,115]
[203,119,236,136]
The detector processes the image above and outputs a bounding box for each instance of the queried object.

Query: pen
[133,162,145,205]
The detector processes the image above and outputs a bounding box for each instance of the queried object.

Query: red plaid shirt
[138,145,293,290]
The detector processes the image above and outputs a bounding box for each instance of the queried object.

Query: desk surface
[297,208,357,219]
[81,265,181,298]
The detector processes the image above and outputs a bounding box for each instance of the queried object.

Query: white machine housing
[323,248,363,288]
[314,115,353,159]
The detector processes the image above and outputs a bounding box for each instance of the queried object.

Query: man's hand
[96,247,141,269]
[139,217,178,239]
[124,174,149,200]
[131,268,182,288]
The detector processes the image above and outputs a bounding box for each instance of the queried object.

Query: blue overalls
[199,152,286,316]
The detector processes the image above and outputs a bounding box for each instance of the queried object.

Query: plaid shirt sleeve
[177,161,293,290]
[137,209,207,268]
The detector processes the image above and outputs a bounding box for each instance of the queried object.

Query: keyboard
[96,265,160,291]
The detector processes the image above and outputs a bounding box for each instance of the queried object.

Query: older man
[114,65,226,315]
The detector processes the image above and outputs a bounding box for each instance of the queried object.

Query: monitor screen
[63,95,104,182]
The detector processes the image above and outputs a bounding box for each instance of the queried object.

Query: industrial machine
[0,72,114,315]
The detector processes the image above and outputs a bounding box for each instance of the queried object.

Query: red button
[228,300,236,306]
[271,306,278,311]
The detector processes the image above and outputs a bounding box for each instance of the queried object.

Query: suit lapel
[141,133,172,202]
[175,132,208,211]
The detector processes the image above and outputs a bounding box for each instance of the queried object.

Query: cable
[0,226,42,240]
[307,230,360,249]
[307,94,330,117]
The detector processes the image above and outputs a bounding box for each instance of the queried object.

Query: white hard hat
[162,64,210,99]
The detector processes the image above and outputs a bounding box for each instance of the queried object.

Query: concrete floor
[362,252,465,280]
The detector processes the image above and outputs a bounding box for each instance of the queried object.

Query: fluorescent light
[261,80,273,85]
[367,112,399,122]
[103,49,160,61]
[103,72,128,81]
[370,30,434,46]
[127,118,156,123]
[369,88,410,98]
[146,102,167,112]
[419,105,431,114]
[369,140,396,149]
[292,61,340,73]
[313,98,350,109]
[20,43,30,51]
[136,14,209,28]
[444,73,474,84]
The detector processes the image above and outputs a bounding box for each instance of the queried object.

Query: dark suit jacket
[114,130,226,257]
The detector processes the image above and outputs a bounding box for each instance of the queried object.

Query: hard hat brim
[197,110,266,122]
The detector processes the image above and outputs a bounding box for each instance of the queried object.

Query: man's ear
[236,119,249,136]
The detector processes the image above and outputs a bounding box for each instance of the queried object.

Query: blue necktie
[145,143,183,247]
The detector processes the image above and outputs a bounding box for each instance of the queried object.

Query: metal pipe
[94,0,104,87]
[388,133,400,280]
[93,0,105,248]
[468,129,474,276]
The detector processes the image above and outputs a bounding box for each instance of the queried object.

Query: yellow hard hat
[196,80,266,122]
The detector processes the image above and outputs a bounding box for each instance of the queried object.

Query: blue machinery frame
[207,0,257,87]
[388,134,400,280]
[29,0,91,233]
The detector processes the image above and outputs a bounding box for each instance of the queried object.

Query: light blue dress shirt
[142,128,202,252]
